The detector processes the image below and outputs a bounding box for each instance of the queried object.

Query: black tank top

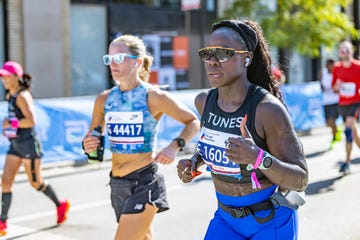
[197,84,269,183]
[8,91,34,136]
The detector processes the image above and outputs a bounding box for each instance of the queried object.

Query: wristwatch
[173,137,185,151]
[260,152,273,170]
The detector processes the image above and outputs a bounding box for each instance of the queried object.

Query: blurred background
[0,0,359,99]
[0,0,359,167]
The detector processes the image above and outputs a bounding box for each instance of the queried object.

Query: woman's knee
[29,180,43,190]
[1,179,14,192]
[1,173,17,191]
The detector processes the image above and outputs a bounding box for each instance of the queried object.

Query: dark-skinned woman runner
[177,19,308,240]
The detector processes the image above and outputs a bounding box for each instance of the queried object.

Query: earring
[245,57,251,67]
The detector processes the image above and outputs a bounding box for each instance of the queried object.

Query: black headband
[212,20,258,52]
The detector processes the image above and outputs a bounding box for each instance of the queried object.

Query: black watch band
[173,137,185,151]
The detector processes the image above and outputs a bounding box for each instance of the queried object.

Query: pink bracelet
[254,148,264,169]
[11,119,19,128]
[250,148,264,190]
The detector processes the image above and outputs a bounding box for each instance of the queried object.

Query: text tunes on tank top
[197,84,269,180]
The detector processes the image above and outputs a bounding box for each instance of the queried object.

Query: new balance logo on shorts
[134,204,143,210]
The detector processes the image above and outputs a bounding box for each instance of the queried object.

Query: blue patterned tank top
[104,83,159,154]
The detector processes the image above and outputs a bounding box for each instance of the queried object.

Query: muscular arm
[256,97,308,191]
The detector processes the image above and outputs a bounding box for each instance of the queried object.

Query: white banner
[181,0,201,11]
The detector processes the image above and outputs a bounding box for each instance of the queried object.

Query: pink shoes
[0,220,7,236]
[57,200,70,224]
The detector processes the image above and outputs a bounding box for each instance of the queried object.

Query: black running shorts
[324,103,340,120]
[7,133,43,159]
[109,164,169,222]
[339,102,360,121]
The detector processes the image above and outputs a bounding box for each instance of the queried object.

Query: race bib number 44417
[105,111,144,145]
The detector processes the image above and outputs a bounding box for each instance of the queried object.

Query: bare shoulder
[147,85,167,100]
[258,94,288,116]
[256,94,294,134]
[95,89,112,105]
[18,90,32,98]
[147,86,183,108]
[17,90,33,104]
[195,90,208,103]
[195,90,209,115]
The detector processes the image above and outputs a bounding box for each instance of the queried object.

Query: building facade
[0,0,358,99]
[0,0,217,99]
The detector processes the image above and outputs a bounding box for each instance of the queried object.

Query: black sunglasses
[198,46,249,63]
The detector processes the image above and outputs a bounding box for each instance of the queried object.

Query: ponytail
[19,73,32,90]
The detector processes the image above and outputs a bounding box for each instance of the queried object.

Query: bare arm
[82,90,109,154]
[149,88,200,164]
[259,99,308,191]
[15,91,36,128]
[177,91,208,182]
[225,96,308,191]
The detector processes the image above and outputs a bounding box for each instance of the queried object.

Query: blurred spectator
[272,65,286,85]
[319,58,342,150]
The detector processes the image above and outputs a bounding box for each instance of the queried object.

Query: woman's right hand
[177,159,194,183]
[82,133,100,154]
[2,118,10,129]
[177,158,203,183]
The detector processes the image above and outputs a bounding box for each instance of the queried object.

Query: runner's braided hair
[212,19,284,104]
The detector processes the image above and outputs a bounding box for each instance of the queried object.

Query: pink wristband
[254,148,264,169]
[250,148,264,190]
[11,119,19,128]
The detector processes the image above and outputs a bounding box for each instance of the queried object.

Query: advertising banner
[282,82,325,131]
[181,0,201,11]
[0,83,326,169]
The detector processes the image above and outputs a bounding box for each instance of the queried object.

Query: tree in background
[223,0,358,57]
[222,0,360,81]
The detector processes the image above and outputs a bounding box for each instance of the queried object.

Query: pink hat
[0,61,24,77]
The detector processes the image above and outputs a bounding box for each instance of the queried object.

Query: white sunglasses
[103,53,138,65]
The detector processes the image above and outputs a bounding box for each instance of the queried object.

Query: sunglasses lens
[199,48,235,62]
[103,54,126,65]
[199,49,214,61]
[113,54,125,64]
[214,49,233,62]
[103,55,112,65]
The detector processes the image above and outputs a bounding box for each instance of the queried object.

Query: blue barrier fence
[0,82,326,169]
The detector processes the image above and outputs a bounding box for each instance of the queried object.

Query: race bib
[340,82,356,97]
[105,111,144,145]
[197,127,241,178]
